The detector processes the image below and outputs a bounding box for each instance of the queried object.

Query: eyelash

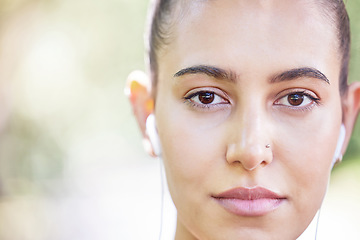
[183,89,321,112]
[183,90,230,111]
[274,90,321,112]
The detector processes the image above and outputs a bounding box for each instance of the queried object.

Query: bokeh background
[0,0,359,239]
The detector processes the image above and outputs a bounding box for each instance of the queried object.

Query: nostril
[225,142,273,171]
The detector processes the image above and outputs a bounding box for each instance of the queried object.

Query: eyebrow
[174,65,237,82]
[174,65,330,85]
[271,67,330,85]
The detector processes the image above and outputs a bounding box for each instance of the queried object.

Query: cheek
[158,110,223,192]
[155,81,227,193]
[155,89,230,213]
[275,104,341,213]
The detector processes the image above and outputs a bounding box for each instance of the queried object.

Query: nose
[225,109,273,171]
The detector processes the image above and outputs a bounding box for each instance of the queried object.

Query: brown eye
[198,92,215,104]
[274,90,319,110]
[287,94,304,106]
[184,89,230,111]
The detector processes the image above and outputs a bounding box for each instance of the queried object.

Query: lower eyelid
[273,102,318,114]
[183,99,231,112]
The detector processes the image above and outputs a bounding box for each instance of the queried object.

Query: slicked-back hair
[146,0,350,95]
[146,0,176,93]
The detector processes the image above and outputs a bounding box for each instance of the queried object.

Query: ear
[341,81,360,155]
[125,70,156,157]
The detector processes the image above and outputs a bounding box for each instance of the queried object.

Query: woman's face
[155,0,342,239]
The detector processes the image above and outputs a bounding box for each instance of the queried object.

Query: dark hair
[147,0,350,94]
[146,0,177,92]
[330,0,351,95]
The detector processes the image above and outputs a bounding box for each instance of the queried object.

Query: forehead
[158,0,339,80]
[173,0,334,38]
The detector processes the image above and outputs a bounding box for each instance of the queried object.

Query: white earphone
[331,124,346,168]
[146,114,162,156]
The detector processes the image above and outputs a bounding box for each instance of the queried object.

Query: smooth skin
[128,0,360,239]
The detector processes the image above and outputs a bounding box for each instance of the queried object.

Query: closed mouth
[212,187,286,217]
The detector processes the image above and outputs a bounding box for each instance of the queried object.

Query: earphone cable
[314,207,322,240]
[158,158,164,240]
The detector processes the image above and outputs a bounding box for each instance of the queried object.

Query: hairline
[147,0,350,95]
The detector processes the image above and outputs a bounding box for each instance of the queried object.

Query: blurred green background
[0,0,358,239]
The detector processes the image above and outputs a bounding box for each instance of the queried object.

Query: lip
[212,187,286,217]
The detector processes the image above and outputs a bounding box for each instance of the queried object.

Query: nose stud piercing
[265,144,270,149]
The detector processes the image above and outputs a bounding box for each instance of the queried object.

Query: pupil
[288,94,304,106]
[199,92,215,104]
